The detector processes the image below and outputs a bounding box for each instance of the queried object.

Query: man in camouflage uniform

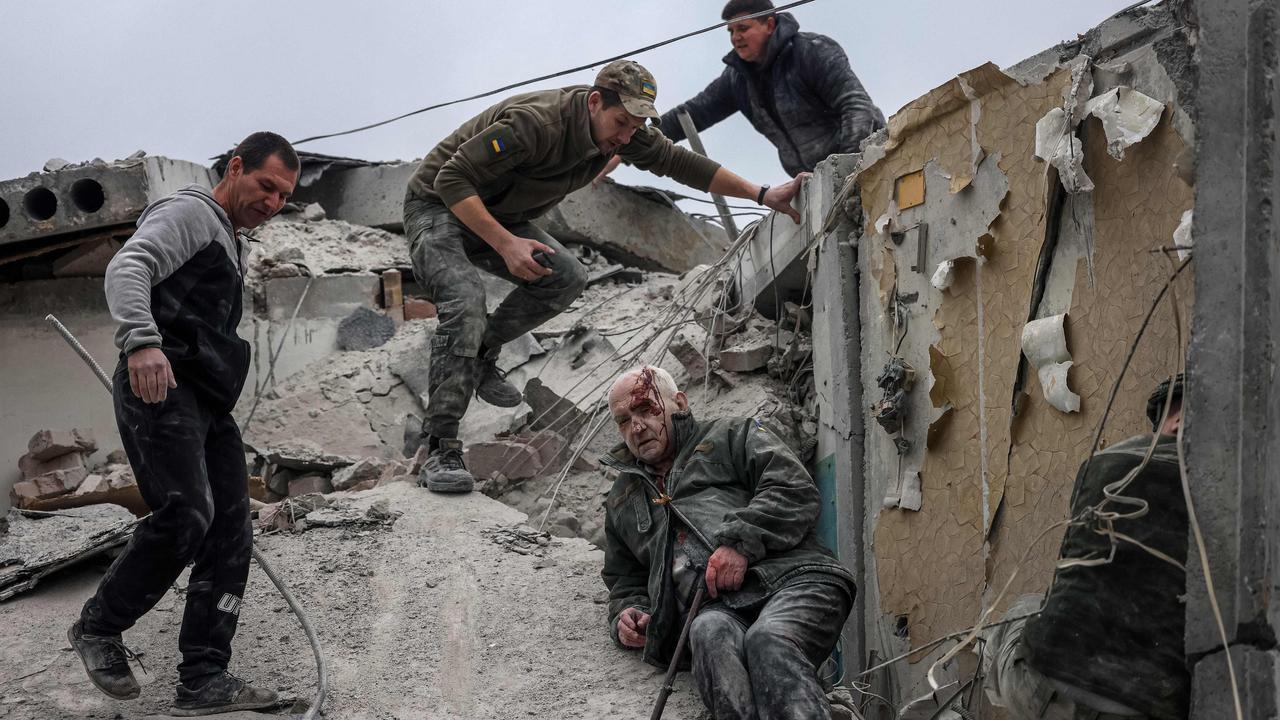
[404,60,805,493]
[601,365,855,719]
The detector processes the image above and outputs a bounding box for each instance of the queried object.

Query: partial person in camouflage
[404,59,808,494]
[979,376,1189,720]
[600,366,855,719]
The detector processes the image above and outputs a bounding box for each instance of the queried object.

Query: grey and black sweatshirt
[104,184,251,413]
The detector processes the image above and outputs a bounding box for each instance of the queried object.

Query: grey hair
[609,365,680,399]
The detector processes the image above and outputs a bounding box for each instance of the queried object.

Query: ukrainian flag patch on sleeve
[483,125,517,158]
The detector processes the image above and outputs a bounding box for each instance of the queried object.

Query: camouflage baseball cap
[594,60,659,119]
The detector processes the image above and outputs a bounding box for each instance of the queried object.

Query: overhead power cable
[292,0,820,146]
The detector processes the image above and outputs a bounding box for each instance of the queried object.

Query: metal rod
[676,109,739,241]
[44,313,328,720]
[650,584,707,720]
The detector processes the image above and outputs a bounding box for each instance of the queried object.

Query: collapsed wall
[830,1,1197,712]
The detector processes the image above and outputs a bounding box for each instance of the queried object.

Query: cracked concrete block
[537,180,727,273]
[717,344,774,373]
[0,156,215,248]
[524,377,590,436]
[331,457,387,491]
[27,429,92,461]
[289,163,417,231]
[18,450,84,481]
[734,210,812,319]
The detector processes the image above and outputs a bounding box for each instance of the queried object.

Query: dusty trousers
[79,363,252,687]
[688,580,851,720]
[404,192,588,439]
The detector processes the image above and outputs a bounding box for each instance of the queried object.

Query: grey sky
[2,1,1134,203]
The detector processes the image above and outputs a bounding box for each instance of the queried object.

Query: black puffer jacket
[658,13,885,176]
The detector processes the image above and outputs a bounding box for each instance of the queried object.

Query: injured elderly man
[600,365,855,719]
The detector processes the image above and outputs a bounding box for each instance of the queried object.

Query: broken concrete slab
[288,162,417,231]
[524,378,592,436]
[288,473,333,497]
[734,211,812,319]
[464,440,544,481]
[0,156,215,249]
[27,428,94,461]
[0,504,139,601]
[51,237,122,277]
[336,306,396,351]
[18,449,84,481]
[537,180,727,273]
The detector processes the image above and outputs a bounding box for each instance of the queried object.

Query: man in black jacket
[979,376,1190,720]
[67,133,298,717]
[597,0,884,181]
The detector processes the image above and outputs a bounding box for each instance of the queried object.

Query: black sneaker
[67,621,142,700]
[475,350,523,408]
[171,671,278,716]
[419,438,475,493]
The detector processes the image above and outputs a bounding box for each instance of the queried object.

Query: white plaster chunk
[1085,86,1165,160]
[930,260,956,292]
[1021,314,1082,413]
[1174,208,1194,261]
[1035,107,1095,194]
[899,472,923,511]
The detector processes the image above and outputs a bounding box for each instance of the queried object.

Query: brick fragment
[27,429,81,461]
[404,298,437,320]
[18,450,84,481]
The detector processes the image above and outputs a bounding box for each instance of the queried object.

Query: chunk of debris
[718,343,774,373]
[0,504,139,601]
[524,378,592,435]
[482,524,554,556]
[337,306,396,351]
[465,440,544,481]
[404,298,437,320]
[27,428,95,461]
[288,473,333,497]
[298,498,401,532]
[1085,86,1165,160]
[330,457,386,491]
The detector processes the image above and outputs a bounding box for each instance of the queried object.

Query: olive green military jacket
[407,86,721,224]
[600,411,855,669]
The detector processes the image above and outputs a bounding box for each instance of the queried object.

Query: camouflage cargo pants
[689,581,851,720]
[404,191,588,439]
[980,595,1146,720]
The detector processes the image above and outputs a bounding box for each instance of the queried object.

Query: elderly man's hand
[617,607,650,648]
[705,546,749,599]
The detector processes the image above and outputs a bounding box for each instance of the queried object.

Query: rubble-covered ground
[0,482,707,719]
[2,206,820,719]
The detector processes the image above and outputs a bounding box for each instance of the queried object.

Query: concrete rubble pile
[8,428,145,516]
[0,151,816,620]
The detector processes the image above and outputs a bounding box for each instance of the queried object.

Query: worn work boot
[171,671,279,716]
[475,348,523,408]
[67,621,142,700]
[419,437,475,493]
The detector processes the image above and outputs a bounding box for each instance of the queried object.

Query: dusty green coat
[600,411,854,668]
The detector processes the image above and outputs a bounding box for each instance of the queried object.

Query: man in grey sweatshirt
[67,132,298,716]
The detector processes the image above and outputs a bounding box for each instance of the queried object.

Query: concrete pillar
[810,154,867,675]
[1186,0,1280,715]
